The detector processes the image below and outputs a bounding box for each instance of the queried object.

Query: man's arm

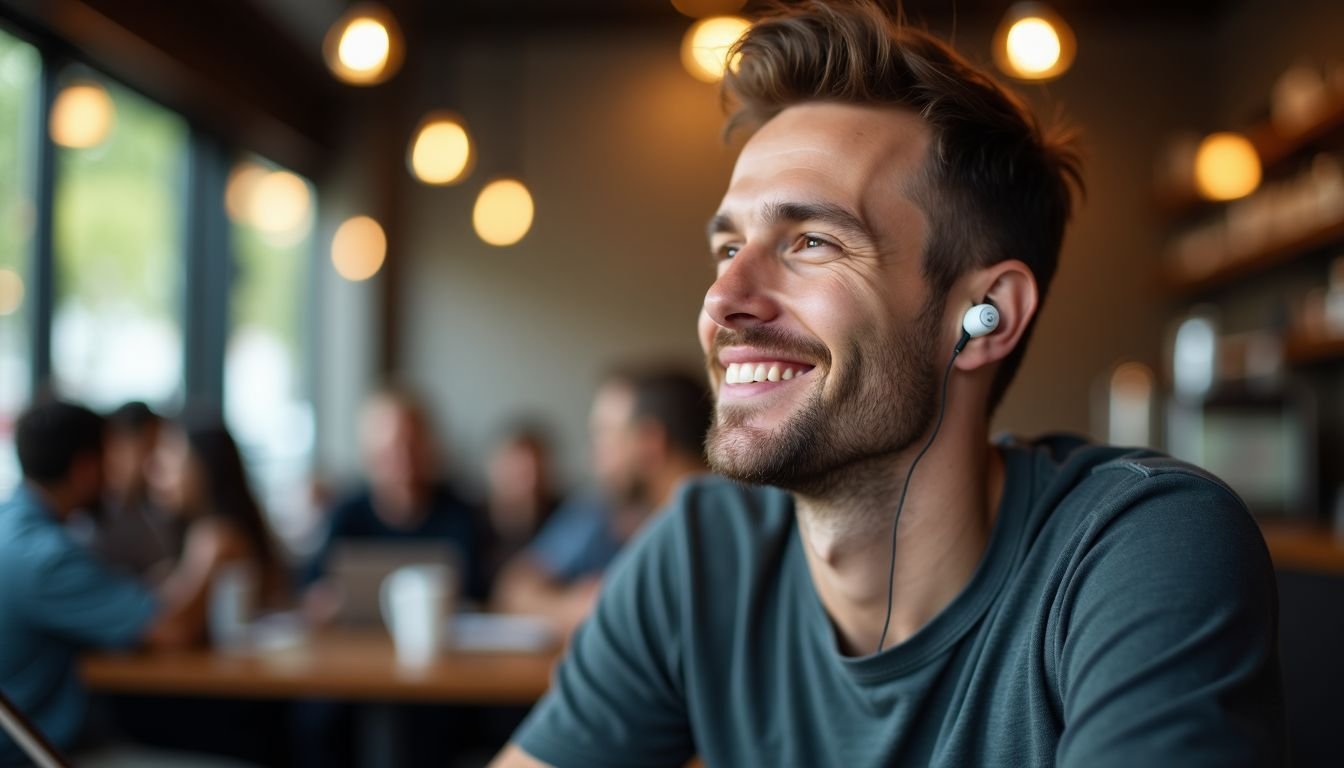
[1056,472,1286,766]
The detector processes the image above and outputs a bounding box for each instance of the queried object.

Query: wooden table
[1259,520,1344,576]
[81,628,561,704]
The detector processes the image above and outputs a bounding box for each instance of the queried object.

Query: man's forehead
[722,102,932,216]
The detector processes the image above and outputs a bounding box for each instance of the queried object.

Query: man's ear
[953,260,1038,372]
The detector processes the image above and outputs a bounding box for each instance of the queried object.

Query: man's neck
[793,412,1004,657]
[26,481,78,521]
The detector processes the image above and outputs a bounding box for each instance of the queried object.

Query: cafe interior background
[0,0,1341,765]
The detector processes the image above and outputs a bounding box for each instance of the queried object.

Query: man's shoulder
[1011,434,1263,570]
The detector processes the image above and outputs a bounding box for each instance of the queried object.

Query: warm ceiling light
[50,81,115,148]
[408,112,474,185]
[473,179,535,247]
[225,162,268,223]
[681,16,751,83]
[1194,132,1262,201]
[331,215,387,281]
[323,3,404,86]
[670,0,745,18]
[993,3,1075,81]
[247,170,312,235]
[0,268,24,316]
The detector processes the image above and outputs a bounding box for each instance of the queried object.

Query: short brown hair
[724,0,1082,410]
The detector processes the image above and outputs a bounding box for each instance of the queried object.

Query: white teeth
[724,362,807,384]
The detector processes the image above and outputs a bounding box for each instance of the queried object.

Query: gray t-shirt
[514,436,1285,767]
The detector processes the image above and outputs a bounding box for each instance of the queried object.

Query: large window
[51,71,187,411]
[0,29,38,495]
[225,156,316,543]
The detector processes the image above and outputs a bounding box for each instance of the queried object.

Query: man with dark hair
[492,369,710,636]
[494,2,1283,766]
[0,401,226,766]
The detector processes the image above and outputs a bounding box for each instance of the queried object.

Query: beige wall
[388,20,1216,488]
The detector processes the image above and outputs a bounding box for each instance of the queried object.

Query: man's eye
[803,236,829,249]
[718,245,740,260]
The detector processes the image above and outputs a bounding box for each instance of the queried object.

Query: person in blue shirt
[302,387,484,613]
[492,369,710,636]
[0,400,233,766]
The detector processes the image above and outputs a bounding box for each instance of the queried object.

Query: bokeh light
[50,81,115,148]
[408,113,474,185]
[331,215,387,281]
[993,4,1075,81]
[1194,132,1262,201]
[681,16,751,83]
[473,179,535,247]
[323,4,403,86]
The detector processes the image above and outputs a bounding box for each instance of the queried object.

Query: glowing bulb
[1194,132,1262,201]
[473,179,535,247]
[681,16,751,83]
[331,216,387,281]
[323,4,403,86]
[993,3,1075,81]
[50,81,115,148]
[247,171,312,235]
[1006,19,1061,75]
[408,114,474,185]
[0,269,23,316]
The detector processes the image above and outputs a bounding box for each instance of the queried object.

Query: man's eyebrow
[705,201,875,244]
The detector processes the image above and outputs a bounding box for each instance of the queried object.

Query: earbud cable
[875,334,965,654]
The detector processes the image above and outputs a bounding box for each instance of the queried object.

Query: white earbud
[962,303,999,339]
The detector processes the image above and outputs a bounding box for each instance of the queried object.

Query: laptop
[0,687,71,768]
[324,541,460,626]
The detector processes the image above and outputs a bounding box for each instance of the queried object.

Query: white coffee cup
[380,564,453,667]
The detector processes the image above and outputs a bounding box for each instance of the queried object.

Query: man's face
[698,102,945,493]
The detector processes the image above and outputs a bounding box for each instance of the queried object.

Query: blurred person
[0,400,251,767]
[481,422,562,585]
[493,3,1284,767]
[302,388,483,618]
[87,401,182,579]
[492,370,710,636]
[145,411,291,633]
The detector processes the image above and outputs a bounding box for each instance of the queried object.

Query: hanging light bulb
[50,80,115,148]
[331,215,387,281]
[993,3,1076,81]
[408,112,475,185]
[1193,132,1262,201]
[681,16,751,83]
[323,3,404,86]
[473,179,534,247]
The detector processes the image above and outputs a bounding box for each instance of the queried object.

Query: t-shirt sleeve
[513,504,694,768]
[24,537,158,648]
[1055,471,1286,767]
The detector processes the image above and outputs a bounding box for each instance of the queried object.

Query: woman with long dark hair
[147,410,288,644]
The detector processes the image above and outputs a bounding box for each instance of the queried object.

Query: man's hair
[15,400,106,485]
[618,369,713,461]
[724,0,1083,410]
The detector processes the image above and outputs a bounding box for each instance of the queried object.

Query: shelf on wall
[1158,98,1344,219]
[1259,520,1344,575]
[1164,215,1344,294]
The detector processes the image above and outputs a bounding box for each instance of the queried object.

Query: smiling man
[492,2,1285,766]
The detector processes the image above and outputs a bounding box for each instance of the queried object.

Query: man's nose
[702,244,781,331]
